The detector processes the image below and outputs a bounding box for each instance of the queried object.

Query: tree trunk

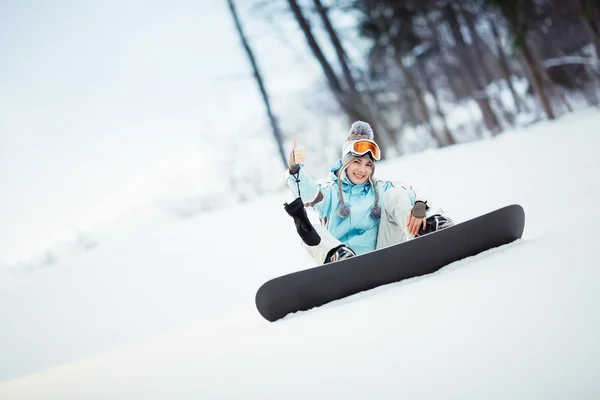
[417,57,456,145]
[288,0,399,157]
[528,32,572,113]
[489,18,529,113]
[443,4,502,135]
[519,43,556,120]
[425,11,461,101]
[489,0,557,120]
[540,66,573,113]
[227,0,287,170]
[287,0,343,96]
[311,0,398,154]
[395,54,444,147]
[398,84,419,127]
[364,11,441,151]
[580,0,600,58]
[313,0,356,91]
[459,6,497,85]
[576,48,600,105]
[375,9,444,148]
[461,8,520,127]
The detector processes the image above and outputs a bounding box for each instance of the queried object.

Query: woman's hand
[407,201,427,236]
[288,136,306,172]
[407,215,426,236]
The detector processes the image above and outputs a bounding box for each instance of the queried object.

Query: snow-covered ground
[1,108,599,399]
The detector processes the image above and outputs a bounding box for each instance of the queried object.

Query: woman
[286,121,453,264]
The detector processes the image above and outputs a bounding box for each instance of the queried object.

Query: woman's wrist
[410,201,427,218]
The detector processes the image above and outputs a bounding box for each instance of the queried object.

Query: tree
[443,3,503,134]
[354,0,450,147]
[313,0,357,91]
[287,0,399,157]
[482,0,556,120]
[227,0,288,169]
[578,0,600,58]
[488,17,529,113]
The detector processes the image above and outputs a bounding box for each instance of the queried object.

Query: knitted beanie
[336,121,381,220]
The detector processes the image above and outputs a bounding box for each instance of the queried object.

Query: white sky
[0,0,327,263]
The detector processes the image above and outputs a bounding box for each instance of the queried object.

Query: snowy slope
[1,108,599,399]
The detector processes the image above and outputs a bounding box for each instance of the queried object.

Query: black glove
[284,197,321,246]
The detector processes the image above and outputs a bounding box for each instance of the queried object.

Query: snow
[1,108,600,398]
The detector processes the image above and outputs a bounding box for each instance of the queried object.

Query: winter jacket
[285,160,427,256]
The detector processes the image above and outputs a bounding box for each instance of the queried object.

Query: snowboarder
[285,120,454,264]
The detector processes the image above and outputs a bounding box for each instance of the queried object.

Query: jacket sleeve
[285,165,334,218]
[383,180,433,211]
[408,183,432,209]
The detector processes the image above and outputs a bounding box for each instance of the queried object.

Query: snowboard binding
[284,197,321,246]
[325,245,356,263]
[418,213,455,236]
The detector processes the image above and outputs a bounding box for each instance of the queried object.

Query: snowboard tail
[256,204,525,322]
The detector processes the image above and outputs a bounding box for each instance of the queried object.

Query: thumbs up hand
[288,136,306,172]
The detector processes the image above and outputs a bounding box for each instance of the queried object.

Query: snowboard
[255,204,525,322]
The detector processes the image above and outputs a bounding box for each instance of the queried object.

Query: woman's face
[346,156,373,185]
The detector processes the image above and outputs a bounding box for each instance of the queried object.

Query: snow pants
[302,185,416,265]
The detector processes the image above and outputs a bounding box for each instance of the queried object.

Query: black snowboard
[256,204,525,322]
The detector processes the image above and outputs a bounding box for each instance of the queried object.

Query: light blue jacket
[286,160,422,255]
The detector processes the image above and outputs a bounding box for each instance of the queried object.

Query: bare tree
[415,53,456,145]
[519,42,556,120]
[252,0,598,157]
[443,3,503,134]
[483,0,556,120]
[488,17,529,113]
[578,0,600,57]
[287,0,399,157]
[424,10,462,101]
[313,0,357,91]
[459,4,498,86]
[227,0,287,169]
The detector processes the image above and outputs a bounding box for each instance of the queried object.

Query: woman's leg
[302,224,346,264]
[376,185,414,250]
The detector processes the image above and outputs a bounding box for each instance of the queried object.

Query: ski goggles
[341,139,381,161]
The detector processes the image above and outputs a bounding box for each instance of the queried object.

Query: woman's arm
[285,137,335,218]
[382,180,432,210]
[285,166,333,218]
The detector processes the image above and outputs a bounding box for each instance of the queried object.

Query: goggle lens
[351,140,380,160]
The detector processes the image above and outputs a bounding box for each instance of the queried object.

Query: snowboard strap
[290,169,302,199]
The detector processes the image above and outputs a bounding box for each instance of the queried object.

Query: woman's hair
[336,154,381,220]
